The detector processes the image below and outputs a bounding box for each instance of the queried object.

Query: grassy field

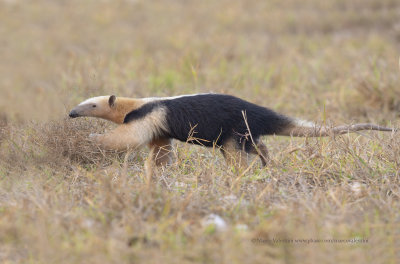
[1,0,400,263]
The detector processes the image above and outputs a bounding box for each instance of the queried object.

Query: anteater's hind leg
[221,137,248,169]
[247,139,269,167]
[145,137,173,182]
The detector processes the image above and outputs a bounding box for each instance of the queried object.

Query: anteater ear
[109,95,116,108]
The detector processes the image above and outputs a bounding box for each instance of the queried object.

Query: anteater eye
[92,104,96,108]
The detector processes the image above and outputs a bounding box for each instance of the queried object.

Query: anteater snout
[69,110,79,118]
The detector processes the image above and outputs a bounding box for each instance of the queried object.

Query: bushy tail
[278,119,396,137]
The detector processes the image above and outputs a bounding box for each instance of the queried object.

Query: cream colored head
[70,95,160,123]
[69,95,123,123]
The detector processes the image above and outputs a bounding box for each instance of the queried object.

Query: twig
[241,110,269,164]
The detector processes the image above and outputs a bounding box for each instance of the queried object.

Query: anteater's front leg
[90,125,143,151]
[144,138,173,181]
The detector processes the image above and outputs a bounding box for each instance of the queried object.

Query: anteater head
[69,95,118,121]
[69,95,145,124]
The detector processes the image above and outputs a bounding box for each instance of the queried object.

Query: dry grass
[38,119,124,165]
[1,0,400,263]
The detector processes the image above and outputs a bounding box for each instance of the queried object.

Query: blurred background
[1,0,400,124]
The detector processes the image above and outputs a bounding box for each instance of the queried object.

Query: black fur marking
[123,102,161,123]
[123,94,293,151]
[161,94,292,149]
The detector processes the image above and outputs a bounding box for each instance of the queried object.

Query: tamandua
[69,93,395,177]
